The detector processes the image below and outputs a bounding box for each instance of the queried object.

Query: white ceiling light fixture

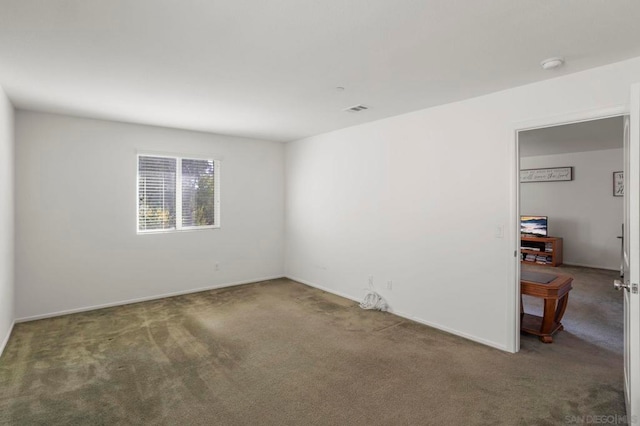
[540,57,565,70]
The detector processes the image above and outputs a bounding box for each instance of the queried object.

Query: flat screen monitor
[521,216,548,237]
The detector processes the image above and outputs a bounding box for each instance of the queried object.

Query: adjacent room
[1,1,640,424]
[518,117,624,357]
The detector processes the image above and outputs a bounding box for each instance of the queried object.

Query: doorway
[514,115,626,352]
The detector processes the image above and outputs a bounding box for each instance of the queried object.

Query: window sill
[137,226,220,235]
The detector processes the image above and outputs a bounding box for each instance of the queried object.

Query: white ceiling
[519,116,624,157]
[1,1,640,142]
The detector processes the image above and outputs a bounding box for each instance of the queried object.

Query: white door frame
[508,105,629,353]
[624,84,640,423]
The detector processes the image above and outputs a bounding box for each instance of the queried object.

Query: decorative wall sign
[613,171,624,197]
[520,167,573,183]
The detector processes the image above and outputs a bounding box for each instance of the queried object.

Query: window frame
[136,153,221,234]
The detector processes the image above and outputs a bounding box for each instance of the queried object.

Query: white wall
[15,112,285,320]
[285,56,640,351]
[0,85,14,355]
[521,149,623,270]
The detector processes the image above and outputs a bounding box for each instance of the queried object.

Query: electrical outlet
[387,281,393,290]
[368,275,373,285]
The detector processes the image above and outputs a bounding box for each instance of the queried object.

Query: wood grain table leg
[540,298,557,343]
[554,294,569,325]
[520,273,573,344]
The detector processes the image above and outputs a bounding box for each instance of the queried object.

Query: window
[137,154,220,233]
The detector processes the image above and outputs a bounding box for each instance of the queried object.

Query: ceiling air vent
[344,104,369,113]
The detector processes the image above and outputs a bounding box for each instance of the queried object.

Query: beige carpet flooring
[0,268,625,425]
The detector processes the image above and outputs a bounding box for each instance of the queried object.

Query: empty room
[1,1,640,425]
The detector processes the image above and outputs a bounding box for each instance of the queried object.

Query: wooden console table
[520,271,573,343]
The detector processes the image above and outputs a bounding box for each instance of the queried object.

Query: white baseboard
[562,262,619,272]
[389,310,508,352]
[285,275,362,304]
[15,274,510,353]
[16,275,285,323]
[285,275,509,353]
[0,320,15,357]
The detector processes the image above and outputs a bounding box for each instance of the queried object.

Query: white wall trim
[287,275,509,353]
[506,124,522,354]
[513,105,629,133]
[16,276,284,323]
[390,310,508,353]
[510,103,629,354]
[0,321,15,357]
[286,275,362,304]
[563,262,619,272]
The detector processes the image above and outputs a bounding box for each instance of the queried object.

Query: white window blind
[138,156,177,231]
[137,155,219,233]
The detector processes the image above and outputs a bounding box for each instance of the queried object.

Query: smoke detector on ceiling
[344,104,369,113]
[540,57,565,70]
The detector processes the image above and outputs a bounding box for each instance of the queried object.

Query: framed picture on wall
[520,167,573,183]
[613,171,623,197]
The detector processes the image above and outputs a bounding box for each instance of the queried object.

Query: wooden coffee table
[520,272,573,343]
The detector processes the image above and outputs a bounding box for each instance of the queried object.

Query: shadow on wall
[550,217,580,263]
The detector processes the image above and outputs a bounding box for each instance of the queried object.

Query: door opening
[516,116,625,350]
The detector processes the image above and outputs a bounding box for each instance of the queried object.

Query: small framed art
[613,171,623,197]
